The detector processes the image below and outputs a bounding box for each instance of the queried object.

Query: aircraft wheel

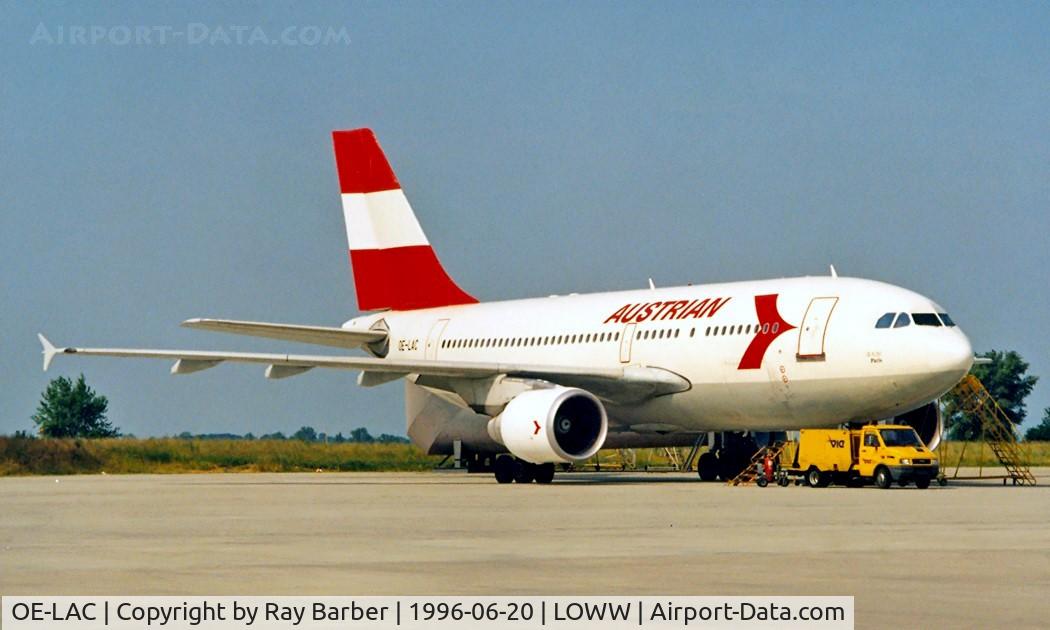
[512,460,536,484]
[875,467,893,489]
[493,455,515,484]
[534,463,555,484]
[697,452,718,481]
[937,476,948,487]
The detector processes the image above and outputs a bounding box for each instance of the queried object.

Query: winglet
[38,334,59,371]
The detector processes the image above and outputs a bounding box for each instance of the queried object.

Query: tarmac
[1,470,1048,629]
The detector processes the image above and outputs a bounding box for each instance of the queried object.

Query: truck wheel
[875,467,892,489]
[915,477,931,489]
[806,468,824,488]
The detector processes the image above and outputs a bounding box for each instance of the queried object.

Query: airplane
[39,128,976,484]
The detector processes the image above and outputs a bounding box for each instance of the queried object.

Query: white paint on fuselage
[343,276,973,433]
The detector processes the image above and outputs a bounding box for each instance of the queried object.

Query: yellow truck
[789,425,939,489]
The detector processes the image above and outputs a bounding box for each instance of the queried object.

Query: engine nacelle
[894,400,944,451]
[486,387,608,464]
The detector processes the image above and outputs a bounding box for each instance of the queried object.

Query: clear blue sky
[3,2,1048,438]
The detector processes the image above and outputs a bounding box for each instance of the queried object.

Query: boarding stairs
[947,375,1036,486]
[728,441,787,486]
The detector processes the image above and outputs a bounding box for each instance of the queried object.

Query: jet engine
[894,400,944,451]
[486,387,608,464]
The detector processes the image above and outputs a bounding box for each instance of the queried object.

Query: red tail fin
[332,129,477,311]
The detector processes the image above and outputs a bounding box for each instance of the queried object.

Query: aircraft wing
[37,334,690,399]
[180,318,386,349]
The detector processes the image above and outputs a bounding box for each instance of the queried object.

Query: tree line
[29,374,408,443]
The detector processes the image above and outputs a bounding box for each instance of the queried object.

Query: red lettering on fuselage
[603,297,732,324]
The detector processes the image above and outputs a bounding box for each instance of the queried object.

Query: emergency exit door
[796,297,838,360]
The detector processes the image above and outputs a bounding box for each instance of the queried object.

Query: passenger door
[797,297,839,360]
[425,319,449,360]
[619,323,636,363]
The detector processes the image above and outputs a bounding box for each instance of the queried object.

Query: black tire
[937,476,948,487]
[534,463,555,484]
[875,466,892,489]
[806,468,824,488]
[777,475,790,487]
[512,460,535,484]
[697,452,718,482]
[493,455,515,484]
[756,477,769,487]
[915,477,931,489]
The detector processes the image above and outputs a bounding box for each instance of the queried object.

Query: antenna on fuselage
[648,277,656,290]
[829,265,838,278]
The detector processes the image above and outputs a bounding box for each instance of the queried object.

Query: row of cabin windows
[442,323,772,350]
[442,331,622,350]
[874,312,956,329]
[705,323,775,337]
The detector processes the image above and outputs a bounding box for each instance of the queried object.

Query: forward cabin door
[619,323,636,363]
[796,297,838,361]
[425,319,449,360]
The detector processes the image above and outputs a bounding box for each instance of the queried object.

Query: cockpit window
[893,313,911,328]
[875,313,895,329]
[938,313,956,327]
[912,313,942,327]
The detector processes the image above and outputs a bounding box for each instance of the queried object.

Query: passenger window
[893,313,911,328]
[875,313,895,328]
[614,332,620,341]
[912,313,942,327]
[938,313,956,327]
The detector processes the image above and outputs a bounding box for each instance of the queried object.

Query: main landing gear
[696,432,764,482]
[493,454,555,484]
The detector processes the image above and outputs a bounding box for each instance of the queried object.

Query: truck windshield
[880,429,922,447]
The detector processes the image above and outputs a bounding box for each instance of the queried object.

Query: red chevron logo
[738,294,796,370]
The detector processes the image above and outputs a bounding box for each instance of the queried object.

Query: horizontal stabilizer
[182,318,386,349]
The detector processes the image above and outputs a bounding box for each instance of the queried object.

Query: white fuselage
[343,276,973,440]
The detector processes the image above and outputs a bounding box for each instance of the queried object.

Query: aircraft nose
[934,328,974,376]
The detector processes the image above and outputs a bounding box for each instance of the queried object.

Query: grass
[1,436,1048,476]
[0,436,440,475]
